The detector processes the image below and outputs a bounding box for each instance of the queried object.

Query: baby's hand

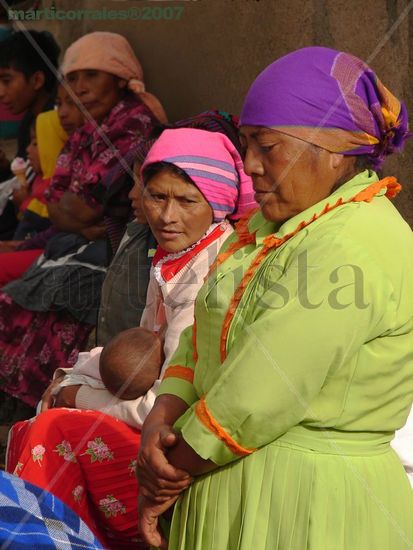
[53,385,82,409]
[40,376,65,412]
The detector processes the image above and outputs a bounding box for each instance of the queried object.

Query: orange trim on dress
[163,365,194,383]
[216,177,401,362]
[352,178,401,202]
[206,208,259,279]
[195,396,255,457]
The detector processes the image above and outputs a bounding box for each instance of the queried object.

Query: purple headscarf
[240,47,410,169]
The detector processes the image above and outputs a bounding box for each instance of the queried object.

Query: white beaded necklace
[153,221,229,286]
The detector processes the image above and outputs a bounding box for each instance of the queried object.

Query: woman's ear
[329,152,358,190]
[133,160,143,179]
[329,152,358,178]
[329,152,346,170]
[31,70,46,92]
[117,78,128,90]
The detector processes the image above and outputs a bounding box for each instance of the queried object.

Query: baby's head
[99,327,163,400]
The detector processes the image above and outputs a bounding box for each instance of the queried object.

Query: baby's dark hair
[0,30,60,92]
[142,161,194,187]
[100,327,163,400]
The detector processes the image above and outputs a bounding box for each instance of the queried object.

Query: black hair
[142,161,195,187]
[0,30,60,92]
[146,110,243,155]
[354,155,374,172]
[29,117,36,133]
[0,0,19,19]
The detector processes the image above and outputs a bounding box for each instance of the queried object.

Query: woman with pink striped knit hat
[6,124,256,549]
[140,127,256,251]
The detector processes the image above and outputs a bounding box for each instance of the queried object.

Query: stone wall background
[9,0,413,223]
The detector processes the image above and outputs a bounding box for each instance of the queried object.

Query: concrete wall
[21,0,413,223]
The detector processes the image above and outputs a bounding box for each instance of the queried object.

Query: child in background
[54,327,163,407]
[0,30,60,160]
[1,83,84,248]
[0,114,66,284]
[0,84,84,285]
[0,5,22,154]
[13,81,85,241]
[11,112,66,240]
[13,111,67,241]
[0,30,60,239]
[55,83,84,136]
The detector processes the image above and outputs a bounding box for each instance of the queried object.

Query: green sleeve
[175,234,396,465]
[157,324,198,406]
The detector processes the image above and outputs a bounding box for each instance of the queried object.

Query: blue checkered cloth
[0,470,103,549]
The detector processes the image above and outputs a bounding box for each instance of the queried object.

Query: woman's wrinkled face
[55,84,84,134]
[66,70,126,124]
[142,169,213,253]
[240,126,342,224]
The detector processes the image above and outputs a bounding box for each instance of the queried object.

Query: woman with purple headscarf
[138,47,413,549]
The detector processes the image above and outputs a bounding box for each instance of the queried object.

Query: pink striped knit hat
[141,128,256,222]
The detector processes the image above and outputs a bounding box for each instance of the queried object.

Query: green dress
[158,170,413,550]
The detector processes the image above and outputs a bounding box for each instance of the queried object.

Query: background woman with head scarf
[0,32,166,422]
[6,125,255,549]
[48,31,166,242]
[137,47,413,550]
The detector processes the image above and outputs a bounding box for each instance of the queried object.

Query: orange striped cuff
[195,396,255,457]
[163,365,194,384]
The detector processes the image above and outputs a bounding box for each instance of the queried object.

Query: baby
[100,327,163,400]
[57,327,163,401]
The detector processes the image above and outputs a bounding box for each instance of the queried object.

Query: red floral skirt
[7,408,148,549]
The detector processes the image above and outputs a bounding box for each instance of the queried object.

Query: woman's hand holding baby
[137,420,192,503]
[138,493,178,550]
[137,400,192,549]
